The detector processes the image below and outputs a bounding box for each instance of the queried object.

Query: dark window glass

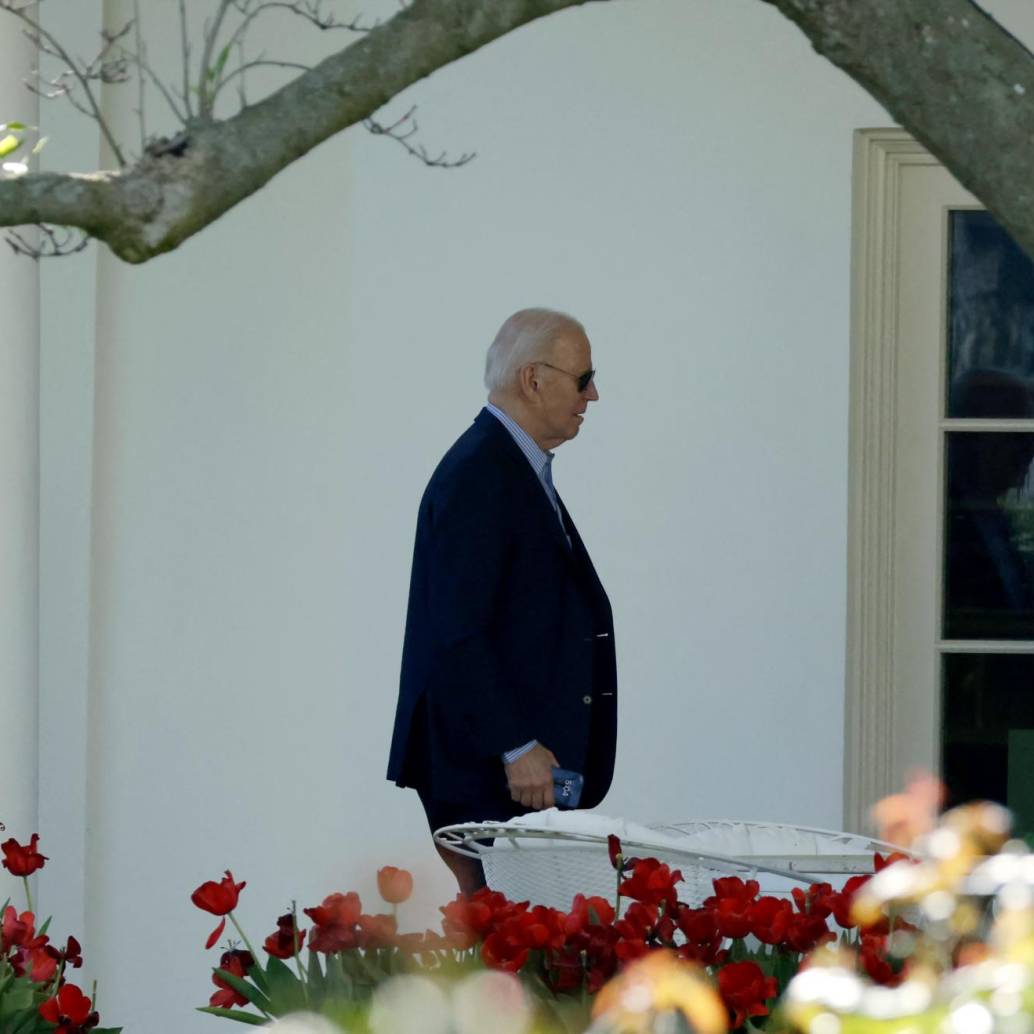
[944,432,1034,640]
[942,653,1034,836]
[947,211,1034,418]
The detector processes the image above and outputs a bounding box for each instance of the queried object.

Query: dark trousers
[416,788,530,897]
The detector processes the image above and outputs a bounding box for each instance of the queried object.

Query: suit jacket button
[582,695,593,704]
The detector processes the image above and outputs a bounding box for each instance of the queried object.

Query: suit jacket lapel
[475,409,580,567]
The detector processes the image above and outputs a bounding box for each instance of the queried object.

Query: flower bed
[189,836,910,1031]
[0,834,118,1034]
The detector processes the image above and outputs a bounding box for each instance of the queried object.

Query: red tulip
[619,858,683,910]
[191,870,246,948]
[568,893,615,930]
[784,911,835,954]
[677,937,727,966]
[717,961,778,1030]
[29,947,59,983]
[210,949,254,1009]
[792,882,838,919]
[749,897,793,945]
[714,896,754,940]
[614,901,659,942]
[304,892,362,953]
[544,945,585,992]
[439,888,528,948]
[677,906,719,944]
[263,913,305,959]
[607,834,625,871]
[2,834,47,877]
[1,905,40,949]
[705,876,760,906]
[860,933,904,986]
[832,874,870,929]
[191,871,246,916]
[358,913,398,949]
[59,935,83,969]
[482,929,530,973]
[38,983,98,1034]
[377,866,413,904]
[874,851,914,872]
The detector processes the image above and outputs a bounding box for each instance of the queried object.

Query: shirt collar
[485,402,553,479]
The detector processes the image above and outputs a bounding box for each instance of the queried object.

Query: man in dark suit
[387,308,617,894]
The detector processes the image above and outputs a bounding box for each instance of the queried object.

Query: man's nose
[584,379,600,401]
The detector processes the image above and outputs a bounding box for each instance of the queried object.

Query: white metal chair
[434,811,910,912]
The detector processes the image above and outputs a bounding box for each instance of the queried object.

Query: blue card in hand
[552,767,584,808]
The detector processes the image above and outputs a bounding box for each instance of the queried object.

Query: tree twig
[198,0,235,118]
[213,58,311,104]
[178,0,193,120]
[1,2,126,165]
[133,0,146,150]
[5,224,90,260]
[228,0,377,38]
[363,106,475,168]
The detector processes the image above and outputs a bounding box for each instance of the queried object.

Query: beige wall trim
[844,130,939,834]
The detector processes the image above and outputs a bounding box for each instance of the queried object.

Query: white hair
[484,308,586,393]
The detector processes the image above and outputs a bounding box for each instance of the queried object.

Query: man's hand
[504,744,559,811]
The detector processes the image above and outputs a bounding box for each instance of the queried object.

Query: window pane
[947,210,1034,418]
[943,653,1034,836]
[944,432,1034,639]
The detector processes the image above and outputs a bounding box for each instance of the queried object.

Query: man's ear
[517,363,541,402]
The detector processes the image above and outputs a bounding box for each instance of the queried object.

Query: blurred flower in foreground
[369,975,453,1034]
[591,950,727,1034]
[262,1013,340,1034]
[453,971,532,1034]
[366,971,532,1034]
[870,771,944,849]
[782,786,1034,1034]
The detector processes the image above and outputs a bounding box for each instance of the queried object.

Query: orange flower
[377,866,413,904]
[870,771,944,848]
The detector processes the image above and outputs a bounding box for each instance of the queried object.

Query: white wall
[8,0,1033,1032]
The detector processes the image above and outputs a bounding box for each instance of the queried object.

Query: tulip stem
[229,912,260,969]
[21,877,33,915]
[290,901,309,1002]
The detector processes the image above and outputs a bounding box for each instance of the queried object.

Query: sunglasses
[534,361,596,393]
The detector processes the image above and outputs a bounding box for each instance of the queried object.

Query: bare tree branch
[212,59,312,106]
[0,0,602,263]
[5,223,89,260]
[364,106,475,167]
[227,0,377,41]
[0,2,127,165]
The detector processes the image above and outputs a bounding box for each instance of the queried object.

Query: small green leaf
[263,956,306,1013]
[211,43,231,82]
[245,960,268,996]
[1,122,27,132]
[196,1006,267,1026]
[306,949,325,992]
[0,135,23,158]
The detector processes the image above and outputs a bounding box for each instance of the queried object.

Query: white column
[0,13,40,887]
[36,0,102,941]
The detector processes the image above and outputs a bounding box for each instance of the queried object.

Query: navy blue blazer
[387,408,617,808]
